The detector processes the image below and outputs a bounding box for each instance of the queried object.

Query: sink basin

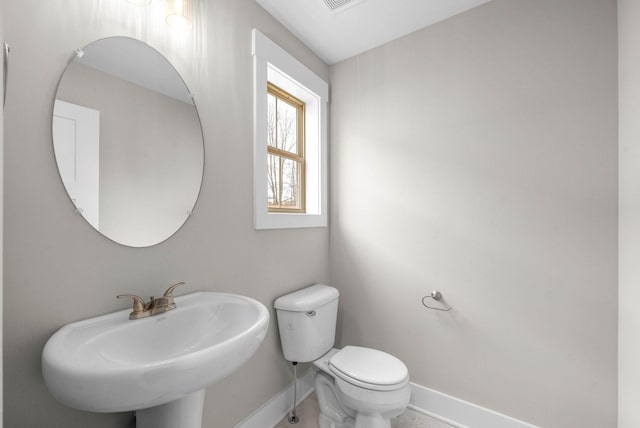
[42,291,269,425]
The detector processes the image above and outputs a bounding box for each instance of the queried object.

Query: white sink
[42,291,269,427]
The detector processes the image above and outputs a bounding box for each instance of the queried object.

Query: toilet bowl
[274,284,411,428]
[313,347,411,428]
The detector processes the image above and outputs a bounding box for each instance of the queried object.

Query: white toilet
[274,284,411,428]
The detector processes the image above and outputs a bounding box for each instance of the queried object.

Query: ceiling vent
[321,0,362,12]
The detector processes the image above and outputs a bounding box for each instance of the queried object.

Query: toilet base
[319,412,354,428]
[354,413,392,428]
[315,371,403,428]
[316,370,355,428]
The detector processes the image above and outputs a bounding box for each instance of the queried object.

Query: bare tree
[267,93,301,209]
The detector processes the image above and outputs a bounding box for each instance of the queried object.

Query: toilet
[274,284,411,428]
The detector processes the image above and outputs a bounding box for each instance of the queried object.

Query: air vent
[322,0,358,11]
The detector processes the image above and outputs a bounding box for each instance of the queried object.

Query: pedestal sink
[42,291,269,428]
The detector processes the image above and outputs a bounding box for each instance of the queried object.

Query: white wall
[618,0,640,426]
[329,0,618,427]
[2,0,329,427]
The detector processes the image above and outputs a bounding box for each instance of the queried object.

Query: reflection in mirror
[52,37,204,247]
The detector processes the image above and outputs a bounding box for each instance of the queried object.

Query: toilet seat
[329,346,409,391]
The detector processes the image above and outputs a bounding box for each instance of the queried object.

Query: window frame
[252,29,328,230]
[267,82,306,213]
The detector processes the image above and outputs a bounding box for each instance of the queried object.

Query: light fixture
[166,0,193,31]
[126,0,152,5]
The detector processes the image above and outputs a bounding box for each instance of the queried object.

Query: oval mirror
[52,37,204,247]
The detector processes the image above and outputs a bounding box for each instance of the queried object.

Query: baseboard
[408,383,539,428]
[235,369,315,428]
[236,373,538,428]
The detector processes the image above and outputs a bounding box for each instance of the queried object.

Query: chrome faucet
[117,282,185,320]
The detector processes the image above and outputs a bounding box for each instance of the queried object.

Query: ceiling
[255,0,493,65]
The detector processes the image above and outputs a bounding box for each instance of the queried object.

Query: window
[267,83,305,212]
[252,29,328,229]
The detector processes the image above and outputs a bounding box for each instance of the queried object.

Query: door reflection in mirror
[53,100,100,229]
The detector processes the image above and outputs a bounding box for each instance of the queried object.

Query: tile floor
[275,393,456,428]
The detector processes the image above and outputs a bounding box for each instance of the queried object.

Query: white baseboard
[235,369,315,428]
[236,372,538,428]
[408,383,539,428]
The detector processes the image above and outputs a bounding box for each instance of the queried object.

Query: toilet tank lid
[274,284,339,311]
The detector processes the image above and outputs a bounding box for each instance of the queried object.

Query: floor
[275,393,456,428]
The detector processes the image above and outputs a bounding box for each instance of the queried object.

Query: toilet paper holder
[422,291,451,312]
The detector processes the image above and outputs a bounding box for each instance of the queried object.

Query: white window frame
[252,28,328,229]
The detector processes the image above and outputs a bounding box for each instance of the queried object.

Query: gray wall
[618,0,640,426]
[0,0,4,424]
[329,1,618,427]
[2,1,329,427]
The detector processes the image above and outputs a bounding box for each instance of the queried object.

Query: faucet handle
[117,294,149,319]
[163,281,185,298]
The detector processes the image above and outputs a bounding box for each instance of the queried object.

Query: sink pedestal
[136,389,206,428]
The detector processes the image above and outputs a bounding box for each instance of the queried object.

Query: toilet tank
[274,284,339,363]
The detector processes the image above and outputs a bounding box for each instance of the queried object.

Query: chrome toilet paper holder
[421,291,451,312]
